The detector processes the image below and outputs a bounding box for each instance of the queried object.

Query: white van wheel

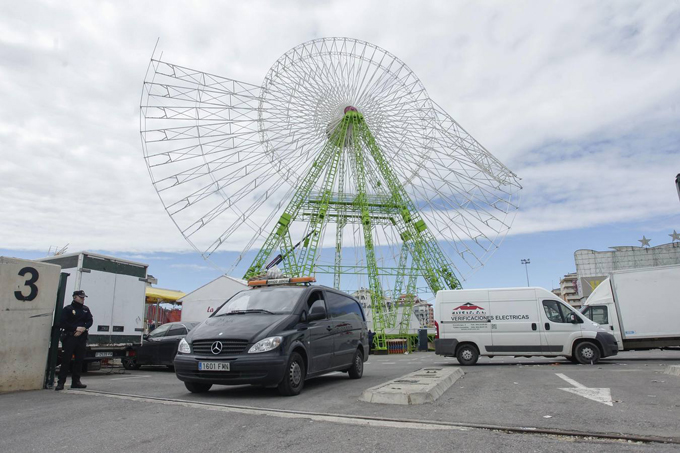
[456,345,479,366]
[574,342,601,365]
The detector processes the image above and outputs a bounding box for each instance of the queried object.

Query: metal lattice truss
[140,38,521,347]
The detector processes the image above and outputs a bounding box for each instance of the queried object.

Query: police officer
[56,290,93,391]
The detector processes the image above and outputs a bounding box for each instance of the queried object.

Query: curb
[360,366,464,405]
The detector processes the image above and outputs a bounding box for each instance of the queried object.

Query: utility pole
[521,259,531,287]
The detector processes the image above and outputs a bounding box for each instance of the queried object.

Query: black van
[174,283,369,396]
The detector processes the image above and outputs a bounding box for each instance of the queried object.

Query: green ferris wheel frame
[244,107,462,349]
[140,38,522,351]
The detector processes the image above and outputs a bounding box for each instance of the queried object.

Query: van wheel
[348,349,364,379]
[185,382,212,393]
[456,345,479,366]
[567,356,580,364]
[574,342,601,365]
[278,352,305,396]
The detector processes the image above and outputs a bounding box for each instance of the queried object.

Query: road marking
[555,373,613,406]
[68,390,468,431]
[109,375,152,381]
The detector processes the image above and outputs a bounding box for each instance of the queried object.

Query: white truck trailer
[38,252,149,370]
[581,264,680,351]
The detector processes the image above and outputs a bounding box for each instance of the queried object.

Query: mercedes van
[174,278,369,395]
[434,287,618,365]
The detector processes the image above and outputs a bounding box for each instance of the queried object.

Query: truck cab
[579,279,624,350]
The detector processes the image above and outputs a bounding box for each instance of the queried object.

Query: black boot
[71,382,87,389]
[55,382,65,391]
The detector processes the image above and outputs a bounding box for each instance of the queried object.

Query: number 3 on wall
[15,267,39,301]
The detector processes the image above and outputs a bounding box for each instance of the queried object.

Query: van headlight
[178,338,191,354]
[248,336,282,353]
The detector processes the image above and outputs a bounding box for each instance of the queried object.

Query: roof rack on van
[247,276,316,287]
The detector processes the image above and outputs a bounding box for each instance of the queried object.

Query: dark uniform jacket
[60,302,94,338]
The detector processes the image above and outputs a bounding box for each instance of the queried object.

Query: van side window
[327,293,364,321]
[342,295,365,321]
[542,300,566,323]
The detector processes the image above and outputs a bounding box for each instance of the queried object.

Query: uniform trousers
[58,334,87,384]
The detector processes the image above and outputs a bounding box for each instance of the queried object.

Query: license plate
[95,352,113,358]
[198,362,230,371]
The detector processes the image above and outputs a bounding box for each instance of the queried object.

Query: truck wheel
[347,349,364,379]
[185,382,212,393]
[278,352,305,396]
[574,342,601,365]
[456,344,479,366]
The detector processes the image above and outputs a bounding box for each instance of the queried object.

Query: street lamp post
[521,259,531,287]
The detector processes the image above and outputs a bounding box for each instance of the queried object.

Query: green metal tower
[244,107,462,349]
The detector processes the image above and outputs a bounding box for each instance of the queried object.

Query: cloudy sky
[2,0,679,294]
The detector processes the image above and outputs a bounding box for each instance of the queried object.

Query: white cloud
[1,0,679,267]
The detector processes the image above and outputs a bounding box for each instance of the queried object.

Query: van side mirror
[308,306,326,322]
[567,313,581,324]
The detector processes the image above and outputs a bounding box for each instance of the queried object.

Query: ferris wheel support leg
[359,123,462,291]
[278,230,300,277]
[398,269,418,336]
[243,125,347,279]
[333,152,347,290]
[348,113,388,351]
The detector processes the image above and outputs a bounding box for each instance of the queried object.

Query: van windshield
[212,287,304,316]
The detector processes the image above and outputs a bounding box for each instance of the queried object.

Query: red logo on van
[453,303,485,311]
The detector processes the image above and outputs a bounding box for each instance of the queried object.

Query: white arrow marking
[555,373,613,406]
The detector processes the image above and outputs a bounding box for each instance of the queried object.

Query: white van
[434,287,618,365]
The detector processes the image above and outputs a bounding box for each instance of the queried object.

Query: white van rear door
[439,291,492,352]
[487,291,542,354]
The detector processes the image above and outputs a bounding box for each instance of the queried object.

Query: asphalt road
[1,350,679,452]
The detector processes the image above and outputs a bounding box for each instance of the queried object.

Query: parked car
[123,322,200,370]
[174,279,369,396]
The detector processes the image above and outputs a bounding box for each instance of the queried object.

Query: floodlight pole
[521,259,531,287]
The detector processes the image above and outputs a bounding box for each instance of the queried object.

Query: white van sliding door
[487,290,542,353]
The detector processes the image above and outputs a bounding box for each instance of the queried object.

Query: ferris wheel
[140,38,521,347]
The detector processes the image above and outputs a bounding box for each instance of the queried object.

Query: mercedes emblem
[211,341,223,355]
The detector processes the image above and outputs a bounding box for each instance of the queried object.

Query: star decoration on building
[670,230,680,242]
[638,236,651,247]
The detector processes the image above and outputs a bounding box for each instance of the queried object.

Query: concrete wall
[0,257,61,393]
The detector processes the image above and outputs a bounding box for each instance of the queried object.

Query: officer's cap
[73,290,88,297]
